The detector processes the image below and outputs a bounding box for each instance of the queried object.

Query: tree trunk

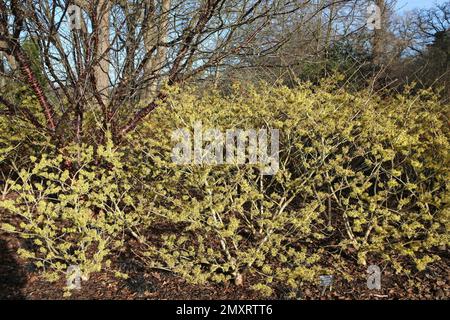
[373,0,387,69]
[0,53,5,88]
[143,0,157,100]
[95,0,110,105]
[143,0,170,100]
[155,0,170,85]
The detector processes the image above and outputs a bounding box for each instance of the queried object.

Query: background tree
[1,0,351,147]
[0,0,448,151]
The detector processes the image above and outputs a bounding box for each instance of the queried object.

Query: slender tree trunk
[143,0,157,100]
[95,0,110,105]
[315,0,324,53]
[155,0,170,86]
[143,0,170,99]
[324,1,336,76]
[0,53,5,88]
[373,0,387,69]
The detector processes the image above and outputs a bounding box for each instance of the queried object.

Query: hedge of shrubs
[1,80,448,297]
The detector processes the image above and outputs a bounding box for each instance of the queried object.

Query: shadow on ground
[0,238,26,299]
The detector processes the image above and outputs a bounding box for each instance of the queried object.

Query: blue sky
[396,0,445,12]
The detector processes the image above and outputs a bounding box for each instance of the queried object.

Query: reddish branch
[119,91,167,137]
[12,45,57,132]
[1,0,57,133]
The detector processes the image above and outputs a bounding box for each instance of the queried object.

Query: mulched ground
[0,232,448,300]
